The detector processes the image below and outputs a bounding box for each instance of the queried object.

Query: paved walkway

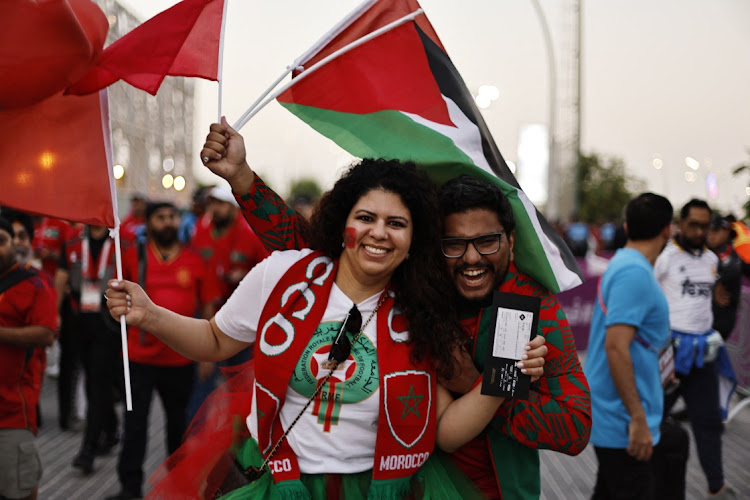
[36,375,750,499]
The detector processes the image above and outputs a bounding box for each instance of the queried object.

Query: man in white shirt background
[654,198,735,499]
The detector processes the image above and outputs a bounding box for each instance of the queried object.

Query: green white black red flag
[257,0,582,292]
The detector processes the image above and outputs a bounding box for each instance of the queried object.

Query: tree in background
[576,152,645,223]
[287,178,323,220]
[288,178,323,202]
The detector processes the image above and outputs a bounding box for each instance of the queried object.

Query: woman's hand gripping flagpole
[110,225,133,411]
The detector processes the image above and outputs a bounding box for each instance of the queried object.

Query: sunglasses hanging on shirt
[325,305,363,367]
[243,290,387,482]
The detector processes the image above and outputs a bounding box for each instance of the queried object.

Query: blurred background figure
[287,177,322,221]
[1,208,51,430]
[290,194,315,220]
[565,218,590,257]
[656,199,736,499]
[708,214,750,341]
[107,202,220,500]
[28,216,71,386]
[55,225,121,475]
[0,208,37,269]
[178,186,209,244]
[187,184,268,419]
[33,217,70,282]
[0,216,57,500]
[120,192,148,244]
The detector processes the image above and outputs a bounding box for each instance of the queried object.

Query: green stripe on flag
[280,102,560,292]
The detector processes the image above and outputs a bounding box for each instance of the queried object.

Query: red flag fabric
[0,91,116,227]
[0,0,108,109]
[66,0,224,96]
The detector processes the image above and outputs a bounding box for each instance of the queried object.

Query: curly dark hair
[309,158,463,379]
[437,174,515,235]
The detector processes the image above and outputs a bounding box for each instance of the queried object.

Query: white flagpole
[217,0,229,121]
[99,89,133,411]
[233,8,423,132]
[231,0,378,130]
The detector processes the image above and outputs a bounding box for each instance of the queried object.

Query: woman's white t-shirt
[215,249,383,474]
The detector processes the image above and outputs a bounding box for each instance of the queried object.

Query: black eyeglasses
[329,305,363,363]
[441,232,504,258]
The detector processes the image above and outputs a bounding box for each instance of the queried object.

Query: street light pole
[529,0,558,219]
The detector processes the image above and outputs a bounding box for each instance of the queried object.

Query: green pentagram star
[397,385,424,419]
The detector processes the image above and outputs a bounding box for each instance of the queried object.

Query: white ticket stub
[492,308,534,360]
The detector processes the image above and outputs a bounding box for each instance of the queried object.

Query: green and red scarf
[254,251,436,498]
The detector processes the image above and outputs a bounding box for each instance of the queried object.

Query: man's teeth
[364,245,387,254]
[463,269,486,277]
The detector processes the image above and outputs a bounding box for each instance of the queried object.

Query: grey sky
[122,0,750,214]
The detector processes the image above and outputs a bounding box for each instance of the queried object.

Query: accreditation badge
[659,343,675,387]
[80,282,102,312]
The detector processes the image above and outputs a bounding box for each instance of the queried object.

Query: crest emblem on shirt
[289,321,378,432]
[176,268,191,288]
[384,371,431,448]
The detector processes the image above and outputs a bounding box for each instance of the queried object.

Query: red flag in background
[67,0,225,96]
[0,0,108,109]
[0,91,116,227]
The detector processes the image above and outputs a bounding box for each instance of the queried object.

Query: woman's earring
[341,241,345,248]
[406,253,410,260]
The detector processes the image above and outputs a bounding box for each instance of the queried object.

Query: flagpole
[231,0,377,129]
[217,0,229,121]
[233,8,424,131]
[112,230,132,412]
[100,89,133,412]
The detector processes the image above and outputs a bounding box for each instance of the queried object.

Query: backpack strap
[0,265,36,295]
[137,241,148,344]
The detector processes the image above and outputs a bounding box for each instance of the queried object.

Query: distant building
[96,0,196,214]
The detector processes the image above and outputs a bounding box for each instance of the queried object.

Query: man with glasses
[433,175,591,499]
[655,199,736,499]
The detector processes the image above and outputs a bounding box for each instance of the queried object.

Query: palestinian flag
[276,0,582,293]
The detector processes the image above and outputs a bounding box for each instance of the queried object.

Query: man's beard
[213,214,232,231]
[679,234,705,251]
[15,247,32,266]
[151,227,178,247]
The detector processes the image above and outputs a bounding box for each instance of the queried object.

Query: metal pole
[529,0,558,219]
[573,0,583,215]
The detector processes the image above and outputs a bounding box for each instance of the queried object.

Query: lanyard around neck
[81,236,112,283]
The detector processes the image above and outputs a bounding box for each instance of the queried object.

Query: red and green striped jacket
[235,175,591,499]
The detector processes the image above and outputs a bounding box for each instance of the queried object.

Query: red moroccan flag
[0,91,117,227]
[66,0,225,96]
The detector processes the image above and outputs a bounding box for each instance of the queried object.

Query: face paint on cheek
[343,227,357,248]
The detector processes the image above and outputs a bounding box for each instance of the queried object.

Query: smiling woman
[104,124,548,499]
[307,158,464,374]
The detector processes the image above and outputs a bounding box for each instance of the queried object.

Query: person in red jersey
[188,184,268,417]
[120,191,148,244]
[190,183,268,305]
[0,216,57,500]
[32,217,71,278]
[107,202,221,500]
